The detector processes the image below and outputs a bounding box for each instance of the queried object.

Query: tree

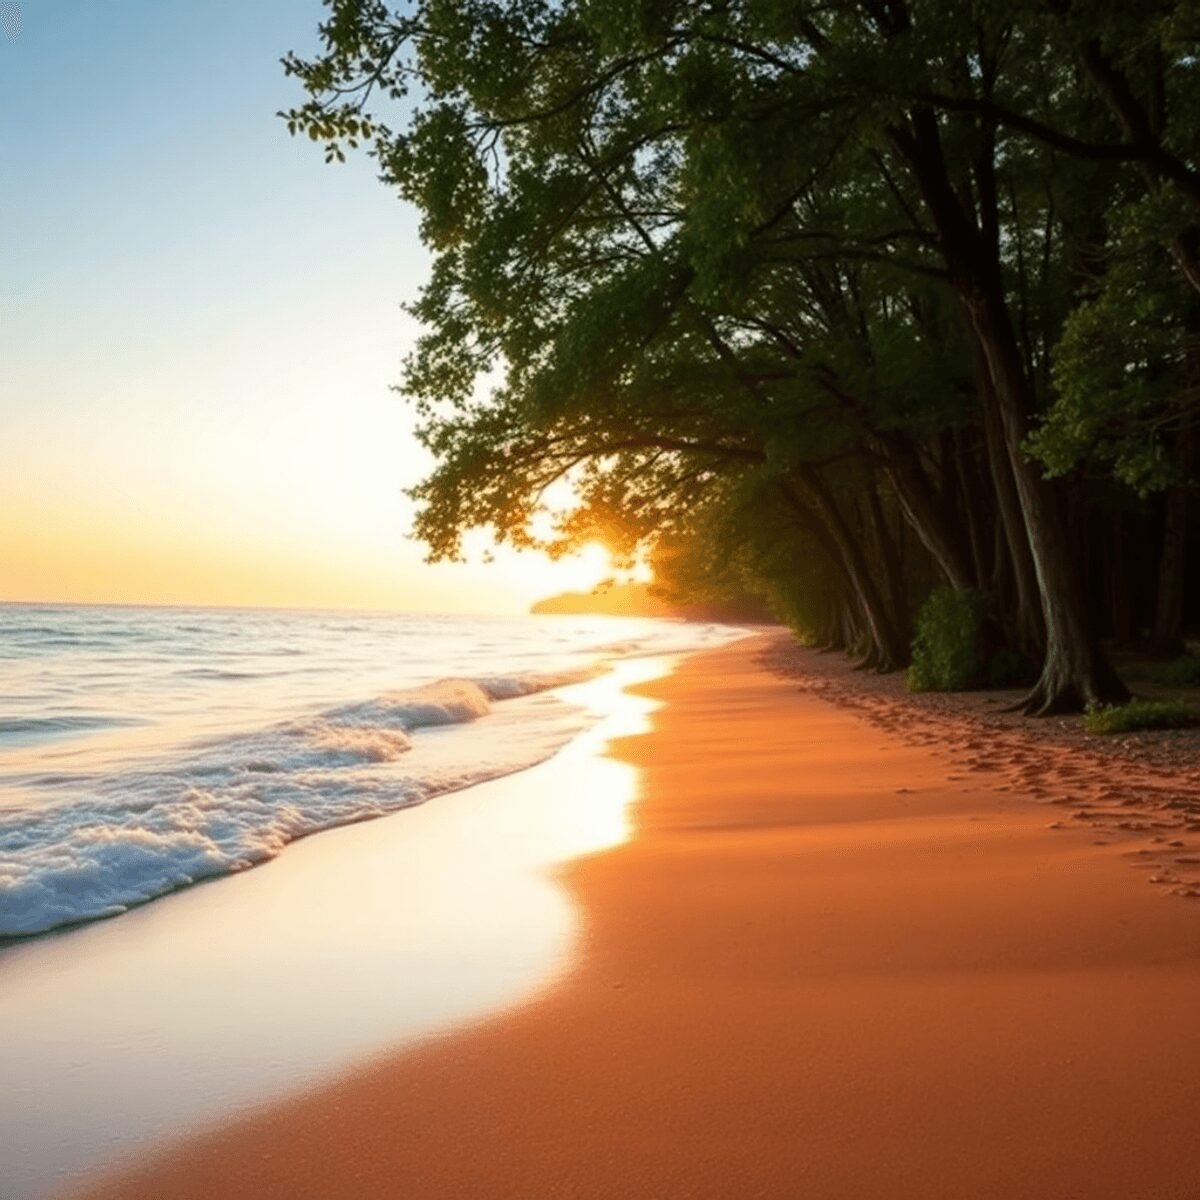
[283,0,1200,709]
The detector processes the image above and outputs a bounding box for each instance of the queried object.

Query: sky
[0,0,608,613]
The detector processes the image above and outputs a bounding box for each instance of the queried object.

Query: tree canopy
[284,0,1200,712]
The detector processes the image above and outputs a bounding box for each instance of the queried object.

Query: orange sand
[74,637,1200,1198]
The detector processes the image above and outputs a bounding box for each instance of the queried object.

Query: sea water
[0,605,747,1198]
[0,604,742,938]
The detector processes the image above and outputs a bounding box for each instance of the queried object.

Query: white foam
[0,677,588,937]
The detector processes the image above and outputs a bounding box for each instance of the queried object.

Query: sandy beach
[72,634,1200,1199]
[17,5,1200,1197]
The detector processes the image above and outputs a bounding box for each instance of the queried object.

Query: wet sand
[2,657,660,1200]
[72,635,1200,1199]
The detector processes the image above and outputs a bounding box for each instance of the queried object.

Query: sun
[481,540,617,601]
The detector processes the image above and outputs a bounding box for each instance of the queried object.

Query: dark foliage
[284,0,1200,713]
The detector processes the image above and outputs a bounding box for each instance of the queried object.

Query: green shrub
[1145,655,1200,687]
[1084,700,1200,734]
[907,588,986,692]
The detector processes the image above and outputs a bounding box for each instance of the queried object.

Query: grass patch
[1145,654,1200,687]
[1084,699,1200,735]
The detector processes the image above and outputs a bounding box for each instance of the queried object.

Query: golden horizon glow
[0,255,622,615]
[1,6,633,618]
[0,484,620,614]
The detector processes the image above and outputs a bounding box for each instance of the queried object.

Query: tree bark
[865,482,911,646]
[967,294,1128,711]
[785,473,910,672]
[952,428,992,590]
[817,590,846,651]
[1149,332,1199,656]
[889,108,1127,711]
[977,371,1044,658]
[878,431,975,591]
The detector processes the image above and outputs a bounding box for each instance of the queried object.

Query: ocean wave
[0,714,143,739]
[475,666,603,700]
[0,672,593,938]
[316,678,496,732]
[0,620,750,939]
[176,667,262,681]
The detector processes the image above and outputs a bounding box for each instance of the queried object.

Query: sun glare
[472,538,619,600]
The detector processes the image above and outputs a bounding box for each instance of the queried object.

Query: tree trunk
[953,428,991,590]
[818,591,846,651]
[974,337,1044,658]
[1149,333,1199,656]
[889,108,1126,711]
[865,482,911,645]
[840,604,861,657]
[786,473,910,672]
[969,301,1128,711]
[878,431,975,590]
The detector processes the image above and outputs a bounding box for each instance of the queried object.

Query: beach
[67,633,1200,1199]
[14,5,1200,1197]
[0,649,672,1200]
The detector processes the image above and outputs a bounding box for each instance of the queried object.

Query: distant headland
[532,581,770,624]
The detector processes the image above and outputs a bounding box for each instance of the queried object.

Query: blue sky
[0,0,602,610]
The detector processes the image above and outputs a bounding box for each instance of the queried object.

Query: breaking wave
[0,609,749,939]
[0,668,606,937]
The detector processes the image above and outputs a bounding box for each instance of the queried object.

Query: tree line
[284,0,1200,713]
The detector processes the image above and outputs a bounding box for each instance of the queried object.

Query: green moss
[907,588,985,692]
[1084,699,1200,734]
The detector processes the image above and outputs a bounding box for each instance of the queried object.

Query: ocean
[0,603,743,939]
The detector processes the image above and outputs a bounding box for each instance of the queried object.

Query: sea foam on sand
[0,674,592,938]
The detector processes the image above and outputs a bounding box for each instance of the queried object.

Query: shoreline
[71,634,1200,1198]
[2,656,671,1200]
